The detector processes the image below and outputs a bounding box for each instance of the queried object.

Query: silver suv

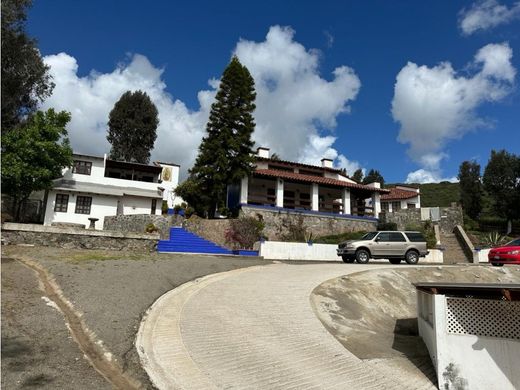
[337,231,429,265]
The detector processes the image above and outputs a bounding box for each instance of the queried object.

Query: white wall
[44,190,118,229]
[122,196,160,215]
[259,242,442,262]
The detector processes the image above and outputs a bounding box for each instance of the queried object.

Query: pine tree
[351,169,364,183]
[107,90,159,164]
[363,169,385,187]
[458,160,482,220]
[190,56,256,217]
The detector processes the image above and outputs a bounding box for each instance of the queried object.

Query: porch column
[372,192,381,218]
[240,176,248,204]
[276,179,284,208]
[311,183,319,211]
[342,188,351,215]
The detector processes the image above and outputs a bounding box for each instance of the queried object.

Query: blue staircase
[157,227,234,255]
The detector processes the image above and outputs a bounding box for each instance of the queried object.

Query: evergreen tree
[190,56,256,217]
[363,169,385,187]
[483,150,520,232]
[1,0,54,131]
[352,168,364,183]
[107,90,159,164]
[1,109,73,220]
[458,160,482,220]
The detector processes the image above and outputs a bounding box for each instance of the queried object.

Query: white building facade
[43,154,182,229]
[380,185,421,213]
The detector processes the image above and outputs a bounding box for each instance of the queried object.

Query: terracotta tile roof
[255,157,343,173]
[253,169,390,193]
[381,187,418,200]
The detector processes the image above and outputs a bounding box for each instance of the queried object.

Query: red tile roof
[253,169,390,193]
[381,187,418,200]
[256,157,343,173]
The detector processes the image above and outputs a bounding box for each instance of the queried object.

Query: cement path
[138,263,426,389]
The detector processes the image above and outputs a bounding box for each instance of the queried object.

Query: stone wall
[184,216,232,248]
[2,223,158,251]
[241,205,378,241]
[382,208,421,230]
[104,214,183,239]
[438,206,464,234]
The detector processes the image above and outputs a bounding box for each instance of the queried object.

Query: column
[311,183,319,211]
[240,176,248,204]
[342,188,351,215]
[276,179,284,208]
[372,192,381,218]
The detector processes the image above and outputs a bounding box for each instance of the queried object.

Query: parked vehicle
[488,237,520,266]
[337,231,429,264]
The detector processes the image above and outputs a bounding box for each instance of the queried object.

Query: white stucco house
[230,147,389,218]
[380,185,421,212]
[43,153,182,229]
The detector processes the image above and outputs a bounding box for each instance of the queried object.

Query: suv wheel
[389,258,401,264]
[342,255,355,263]
[405,250,419,265]
[355,249,370,264]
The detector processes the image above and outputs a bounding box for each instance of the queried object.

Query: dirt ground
[311,265,520,387]
[1,245,271,389]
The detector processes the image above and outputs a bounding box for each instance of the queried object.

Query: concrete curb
[135,265,268,390]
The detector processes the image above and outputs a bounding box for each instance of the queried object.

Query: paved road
[138,263,421,389]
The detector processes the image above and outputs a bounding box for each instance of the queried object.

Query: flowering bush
[225,217,265,249]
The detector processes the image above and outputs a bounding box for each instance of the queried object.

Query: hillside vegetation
[388,182,460,207]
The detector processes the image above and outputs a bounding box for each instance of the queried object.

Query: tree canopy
[483,150,520,225]
[1,0,54,131]
[107,90,159,164]
[363,169,385,187]
[458,160,482,220]
[187,56,257,217]
[1,109,73,220]
[351,168,364,183]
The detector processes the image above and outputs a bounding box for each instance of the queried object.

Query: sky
[27,0,520,183]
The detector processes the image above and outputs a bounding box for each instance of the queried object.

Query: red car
[488,237,520,266]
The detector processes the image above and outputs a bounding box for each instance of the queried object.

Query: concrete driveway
[137,262,422,389]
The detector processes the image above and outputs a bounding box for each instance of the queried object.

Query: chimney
[257,147,270,159]
[321,158,333,169]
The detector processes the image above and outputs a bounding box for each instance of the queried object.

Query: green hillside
[387,182,460,207]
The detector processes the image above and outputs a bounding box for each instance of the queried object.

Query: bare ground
[1,245,271,389]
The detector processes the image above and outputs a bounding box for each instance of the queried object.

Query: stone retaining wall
[184,216,232,248]
[2,223,158,251]
[104,214,183,239]
[241,205,378,240]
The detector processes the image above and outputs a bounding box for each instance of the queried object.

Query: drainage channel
[16,256,144,390]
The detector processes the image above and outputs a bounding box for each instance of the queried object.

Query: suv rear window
[405,232,426,242]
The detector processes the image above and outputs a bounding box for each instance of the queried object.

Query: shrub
[145,223,159,233]
[279,214,308,242]
[173,204,182,214]
[161,200,168,215]
[314,231,367,244]
[483,232,507,248]
[377,221,397,231]
[405,221,437,249]
[225,217,265,249]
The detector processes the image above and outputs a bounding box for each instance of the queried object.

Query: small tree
[351,168,364,183]
[363,169,385,187]
[107,90,159,164]
[1,109,73,220]
[483,150,520,233]
[189,56,256,217]
[458,160,482,220]
[1,0,55,131]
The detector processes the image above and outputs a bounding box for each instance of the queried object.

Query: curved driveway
[137,263,415,389]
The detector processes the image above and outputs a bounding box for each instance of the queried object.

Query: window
[377,232,391,242]
[390,232,406,242]
[54,194,69,212]
[392,201,401,211]
[75,196,92,214]
[405,232,426,242]
[407,203,416,209]
[151,199,157,214]
[72,160,92,175]
[381,202,389,212]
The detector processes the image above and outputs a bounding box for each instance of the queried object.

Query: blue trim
[240,203,379,222]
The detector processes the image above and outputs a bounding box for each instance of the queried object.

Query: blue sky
[28,0,520,182]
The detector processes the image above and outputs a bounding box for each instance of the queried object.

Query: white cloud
[235,26,361,172]
[391,42,515,180]
[405,169,458,184]
[43,26,362,179]
[459,0,520,35]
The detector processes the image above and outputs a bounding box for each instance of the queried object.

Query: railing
[453,225,477,263]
